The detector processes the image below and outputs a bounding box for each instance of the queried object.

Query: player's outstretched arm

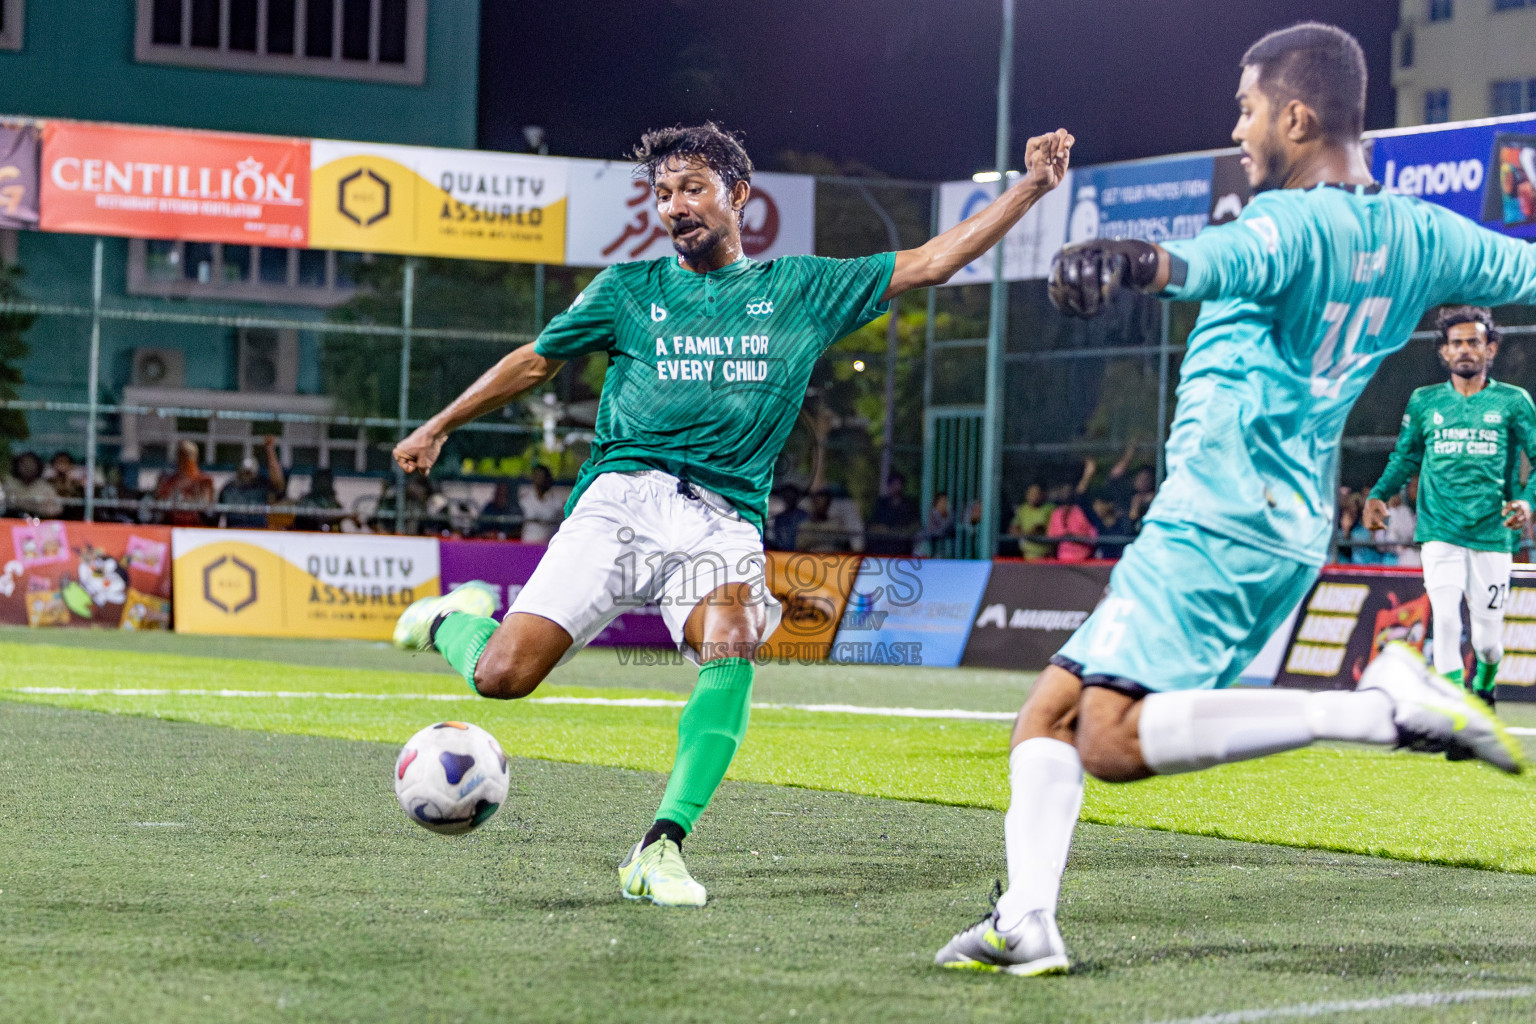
[1364,394,1424,530]
[883,129,1074,300]
[393,343,564,475]
[1048,240,1177,318]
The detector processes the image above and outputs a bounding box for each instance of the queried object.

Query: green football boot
[392,581,499,651]
[618,837,707,908]
[1359,642,1523,774]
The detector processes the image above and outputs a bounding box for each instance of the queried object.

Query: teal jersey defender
[1369,379,1536,553]
[534,253,896,533]
[1154,184,1536,567]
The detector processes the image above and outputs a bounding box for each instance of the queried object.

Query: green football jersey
[533,253,897,533]
[1369,379,1536,552]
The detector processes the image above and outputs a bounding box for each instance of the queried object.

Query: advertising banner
[565,159,814,267]
[961,561,1112,670]
[310,141,567,263]
[0,123,40,230]
[437,538,672,648]
[1066,154,1215,246]
[934,174,1072,286]
[0,519,171,630]
[40,121,310,245]
[1275,566,1536,701]
[1371,115,1536,239]
[759,551,862,663]
[830,557,991,667]
[172,529,438,640]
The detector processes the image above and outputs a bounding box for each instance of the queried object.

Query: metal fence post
[532,263,545,333]
[84,237,103,522]
[395,258,416,534]
[979,0,1015,559]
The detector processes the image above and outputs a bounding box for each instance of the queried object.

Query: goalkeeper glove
[1047,239,1163,318]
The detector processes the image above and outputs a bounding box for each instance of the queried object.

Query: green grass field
[3,625,1536,1022]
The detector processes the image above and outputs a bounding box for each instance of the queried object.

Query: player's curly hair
[631,122,754,195]
[1242,23,1366,142]
[1436,306,1501,347]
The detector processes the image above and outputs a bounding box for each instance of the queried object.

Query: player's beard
[670,218,725,261]
[1251,121,1290,193]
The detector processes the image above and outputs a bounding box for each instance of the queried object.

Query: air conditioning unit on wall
[130,347,186,389]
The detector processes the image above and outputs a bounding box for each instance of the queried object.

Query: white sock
[994,738,1083,930]
[1138,688,1397,776]
[1427,587,1466,676]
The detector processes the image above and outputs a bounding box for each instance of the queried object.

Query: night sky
[480,1,1401,181]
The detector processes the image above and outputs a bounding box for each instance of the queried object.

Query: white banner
[934,172,1072,286]
[565,159,815,267]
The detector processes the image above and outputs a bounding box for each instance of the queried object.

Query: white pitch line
[1147,985,1536,1024]
[1508,726,1536,736]
[10,687,1016,721]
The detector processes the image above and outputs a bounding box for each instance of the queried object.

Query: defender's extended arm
[884,129,1074,300]
[393,343,564,475]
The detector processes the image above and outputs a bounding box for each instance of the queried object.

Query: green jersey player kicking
[391,122,1074,907]
[1365,307,1536,708]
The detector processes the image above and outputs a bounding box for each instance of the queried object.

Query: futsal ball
[394,721,509,834]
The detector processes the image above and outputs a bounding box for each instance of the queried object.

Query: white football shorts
[1420,540,1512,617]
[509,470,781,665]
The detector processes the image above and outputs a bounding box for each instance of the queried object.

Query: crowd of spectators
[1335,481,1422,566]
[1003,445,1157,562]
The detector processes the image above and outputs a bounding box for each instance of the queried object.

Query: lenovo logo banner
[40,121,310,246]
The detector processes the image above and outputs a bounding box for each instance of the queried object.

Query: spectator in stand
[1380,486,1419,568]
[292,467,343,532]
[155,441,214,526]
[1047,491,1096,562]
[767,482,808,552]
[866,472,920,555]
[46,450,84,517]
[920,492,955,555]
[218,436,286,529]
[795,488,851,552]
[1126,467,1158,528]
[1008,483,1057,560]
[2,451,63,519]
[519,465,564,543]
[1339,493,1385,565]
[476,481,523,539]
[1088,493,1131,561]
[95,464,138,525]
[1096,442,1141,511]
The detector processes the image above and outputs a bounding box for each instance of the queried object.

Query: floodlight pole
[853,182,902,492]
[395,258,416,535]
[979,0,1015,558]
[84,237,103,522]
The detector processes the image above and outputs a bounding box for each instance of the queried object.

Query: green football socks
[1442,667,1464,687]
[653,658,755,834]
[1473,659,1500,699]
[434,612,499,693]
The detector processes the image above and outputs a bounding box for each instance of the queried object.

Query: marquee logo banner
[309,140,568,263]
[40,121,310,245]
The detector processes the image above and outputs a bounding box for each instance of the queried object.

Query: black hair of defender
[631,122,754,196]
[1436,306,1501,347]
[1241,22,1367,142]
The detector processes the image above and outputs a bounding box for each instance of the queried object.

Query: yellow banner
[309,140,567,263]
[171,529,440,640]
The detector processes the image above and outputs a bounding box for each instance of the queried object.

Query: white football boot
[392,581,499,651]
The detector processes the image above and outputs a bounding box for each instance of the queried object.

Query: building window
[1400,31,1414,68]
[135,0,425,84]
[1425,89,1451,123]
[0,0,24,51]
[1428,0,1453,20]
[127,239,363,307]
[1495,0,1527,10]
[1492,80,1525,116]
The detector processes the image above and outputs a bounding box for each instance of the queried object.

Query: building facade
[1395,0,1536,126]
[0,0,480,477]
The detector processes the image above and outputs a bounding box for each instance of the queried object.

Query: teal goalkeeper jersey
[533,253,897,533]
[1369,380,1536,552]
[1156,184,1536,566]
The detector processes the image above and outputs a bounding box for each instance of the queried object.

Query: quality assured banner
[172,529,438,640]
[40,121,310,245]
[830,557,991,667]
[309,140,567,263]
[934,173,1072,286]
[565,159,814,267]
[0,519,171,630]
[0,122,40,230]
[1372,114,1536,239]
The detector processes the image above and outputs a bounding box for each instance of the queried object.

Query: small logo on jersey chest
[651,303,668,322]
[1433,411,1444,425]
[745,297,774,320]
[1485,412,1503,424]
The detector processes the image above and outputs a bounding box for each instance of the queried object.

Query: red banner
[0,519,173,630]
[40,121,310,246]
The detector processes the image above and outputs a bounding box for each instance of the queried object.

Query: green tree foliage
[0,264,34,465]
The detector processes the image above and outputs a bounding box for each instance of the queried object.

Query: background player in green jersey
[937,23,1526,977]
[1365,307,1536,707]
[388,122,1074,907]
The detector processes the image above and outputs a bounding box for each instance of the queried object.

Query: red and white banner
[40,121,310,246]
[564,159,814,267]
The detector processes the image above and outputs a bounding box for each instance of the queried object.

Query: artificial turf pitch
[3,630,1536,1022]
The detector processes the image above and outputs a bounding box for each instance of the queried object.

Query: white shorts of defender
[508,470,781,665]
[1420,541,1512,616]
